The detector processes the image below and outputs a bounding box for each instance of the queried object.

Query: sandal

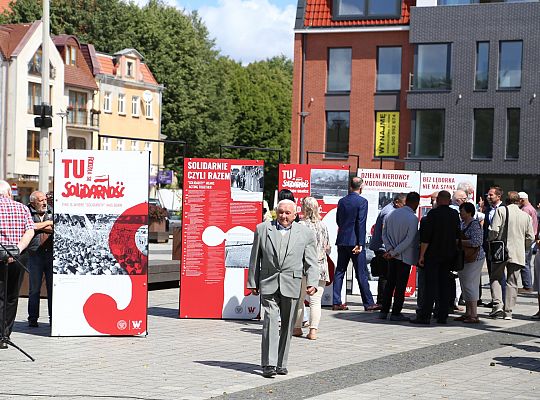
[293,328,303,337]
[463,316,480,324]
[306,329,317,340]
[453,315,470,321]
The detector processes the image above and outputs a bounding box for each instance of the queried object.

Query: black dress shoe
[436,319,447,324]
[28,320,39,328]
[410,318,430,325]
[276,367,288,375]
[262,366,277,378]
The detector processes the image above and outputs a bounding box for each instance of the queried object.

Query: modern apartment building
[410,0,540,199]
[292,0,540,202]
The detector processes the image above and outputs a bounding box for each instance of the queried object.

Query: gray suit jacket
[247,220,319,298]
[488,203,535,266]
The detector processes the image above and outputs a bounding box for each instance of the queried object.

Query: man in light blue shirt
[369,193,406,304]
[379,192,420,321]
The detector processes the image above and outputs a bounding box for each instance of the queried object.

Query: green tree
[1,0,293,197]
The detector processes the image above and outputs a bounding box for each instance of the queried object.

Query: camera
[0,244,19,262]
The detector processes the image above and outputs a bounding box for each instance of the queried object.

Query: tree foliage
[1,0,293,198]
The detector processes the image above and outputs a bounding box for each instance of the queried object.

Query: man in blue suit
[333,177,379,311]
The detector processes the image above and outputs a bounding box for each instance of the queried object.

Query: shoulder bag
[488,206,509,263]
[461,220,481,263]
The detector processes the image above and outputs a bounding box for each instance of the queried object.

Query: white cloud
[198,0,296,64]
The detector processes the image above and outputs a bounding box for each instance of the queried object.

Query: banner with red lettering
[52,150,149,336]
[357,169,421,297]
[419,173,477,217]
[278,164,349,305]
[180,158,263,319]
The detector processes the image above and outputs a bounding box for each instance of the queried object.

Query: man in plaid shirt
[0,180,34,347]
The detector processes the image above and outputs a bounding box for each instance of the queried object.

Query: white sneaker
[503,313,512,320]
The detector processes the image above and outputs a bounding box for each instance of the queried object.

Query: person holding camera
[0,180,34,347]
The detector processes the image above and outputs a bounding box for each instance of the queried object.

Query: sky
[175,0,298,64]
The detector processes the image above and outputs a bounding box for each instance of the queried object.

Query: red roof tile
[96,54,115,75]
[0,22,34,59]
[64,64,98,90]
[96,53,158,86]
[140,63,157,85]
[303,0,413,28]
[0,0,12,13]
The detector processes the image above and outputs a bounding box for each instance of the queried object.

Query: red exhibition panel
[180,158,263,319]
[278,164,349,306]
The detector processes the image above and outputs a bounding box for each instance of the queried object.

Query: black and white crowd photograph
[310,168,349,199]
[53,213,127,276]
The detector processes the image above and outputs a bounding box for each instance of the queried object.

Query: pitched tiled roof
[140,63,157,85]
[64,64,98,90]
[96,52,158,85]
[52,34,98,90]
[96,54,115,75]
[0,0,12,13]
[0,22,34,59]
[303,0,413,28]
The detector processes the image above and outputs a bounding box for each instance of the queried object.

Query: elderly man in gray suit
[247,199,319,378]
[488,191,535,320]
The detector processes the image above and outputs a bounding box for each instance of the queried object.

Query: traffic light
[33,104,53,128]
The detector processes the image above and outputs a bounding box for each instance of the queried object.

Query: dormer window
[333,0,401,20]
[126,60,134,77]
[65,46,76,65]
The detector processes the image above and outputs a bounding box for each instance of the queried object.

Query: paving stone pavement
[1,287,539,400]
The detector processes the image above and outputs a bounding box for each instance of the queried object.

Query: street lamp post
[57,110,68,150]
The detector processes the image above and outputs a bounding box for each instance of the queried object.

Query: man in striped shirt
[0,180,34,347]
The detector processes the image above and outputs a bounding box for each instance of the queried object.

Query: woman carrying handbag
[455,202,485,323]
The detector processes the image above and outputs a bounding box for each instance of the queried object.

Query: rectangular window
[144,100,153,119]
[333,0,400,19]
[117,139,124,151]
[376,47,402,91]
[498,41,522,89]
[65,46,76,66]
[68,91,88,125]
[328,48,352,92]
[132,96,140,116]
[131,140,138,151]
[126,61,134,77]
[26,130,40,159]
[103,92,112,113]
[472,109,494,159]
[412,110,445,158]
[413,44,451,90]
[367,0,401,16]
[475,42,489,90]
[438,0,475,4]
[145,141,152,153]
[103,137,110,151]
[118,94,126,115]
[27,82,42,113]
[325,111,350,156]
[506,108,520,159]
[68,137,87,150]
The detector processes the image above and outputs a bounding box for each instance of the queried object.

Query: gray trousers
[490,261,521,314]
[261,290,298,368]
